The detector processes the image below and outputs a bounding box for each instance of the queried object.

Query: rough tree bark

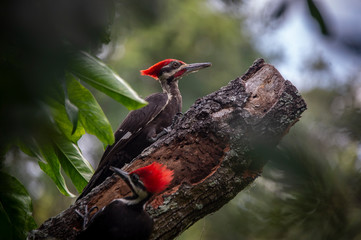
[29,59,307,240]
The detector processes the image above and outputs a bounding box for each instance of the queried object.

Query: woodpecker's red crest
[131,162,174,193]
[140,59,185,80]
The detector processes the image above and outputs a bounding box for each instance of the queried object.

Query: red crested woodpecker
[77,59,211,200]
[76,162,174,240]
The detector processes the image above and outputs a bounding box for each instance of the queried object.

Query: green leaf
[49,98,85,143]
[62,80,80,135]
[54,135,94,193]
[0,202,12,240]
[66,74,115,145]
[67,51,147,110]
[17,140,37,158]
[307,0,330,36]
[37,144,75,197]
[17,138,77,197]
[18,135,91,196]
[64,98,79,135]
[0,172,37,240]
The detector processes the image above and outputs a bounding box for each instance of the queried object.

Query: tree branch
[29,59,307,240]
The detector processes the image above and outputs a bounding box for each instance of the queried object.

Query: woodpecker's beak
[110,166,131,187]
[184,62,212,74]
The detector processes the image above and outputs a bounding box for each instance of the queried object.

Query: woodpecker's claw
[75,209,86,230]
[172,112,183,126]
[148,128,170,142]
[148,112,183,143]
[75,205,99,230]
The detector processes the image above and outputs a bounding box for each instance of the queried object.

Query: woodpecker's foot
[75,205,98,230]
[148,127,171,143]
[172,112,184,126]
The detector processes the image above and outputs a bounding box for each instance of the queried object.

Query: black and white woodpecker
[76,162,174,240]
[77,59,211,200]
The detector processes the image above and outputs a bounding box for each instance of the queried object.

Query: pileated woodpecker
[76,162,174,240]
[77,59,211,200]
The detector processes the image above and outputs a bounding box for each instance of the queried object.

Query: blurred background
[3,0,361,239]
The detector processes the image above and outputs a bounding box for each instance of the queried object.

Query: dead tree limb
[29,59,307,240]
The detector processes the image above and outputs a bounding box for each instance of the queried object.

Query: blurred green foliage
[0,172,37,240]
[2,0,361,239]
[99,0,258,128]
[1,0,146,238]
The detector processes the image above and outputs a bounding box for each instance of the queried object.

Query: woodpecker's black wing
[77,93,168,200]
[98,92,169,168]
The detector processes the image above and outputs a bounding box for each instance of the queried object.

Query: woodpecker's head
[140,59,211,91]
[110,162,173,205]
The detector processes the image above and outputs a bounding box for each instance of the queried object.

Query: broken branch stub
[30,58,307,240]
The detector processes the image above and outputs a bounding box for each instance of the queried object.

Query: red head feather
[140,59,185,80]
[131,162,174,193]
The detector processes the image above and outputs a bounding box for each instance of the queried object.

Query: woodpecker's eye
[130,173,145,189]
[131,174,140,183]
[172,61,180,68]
